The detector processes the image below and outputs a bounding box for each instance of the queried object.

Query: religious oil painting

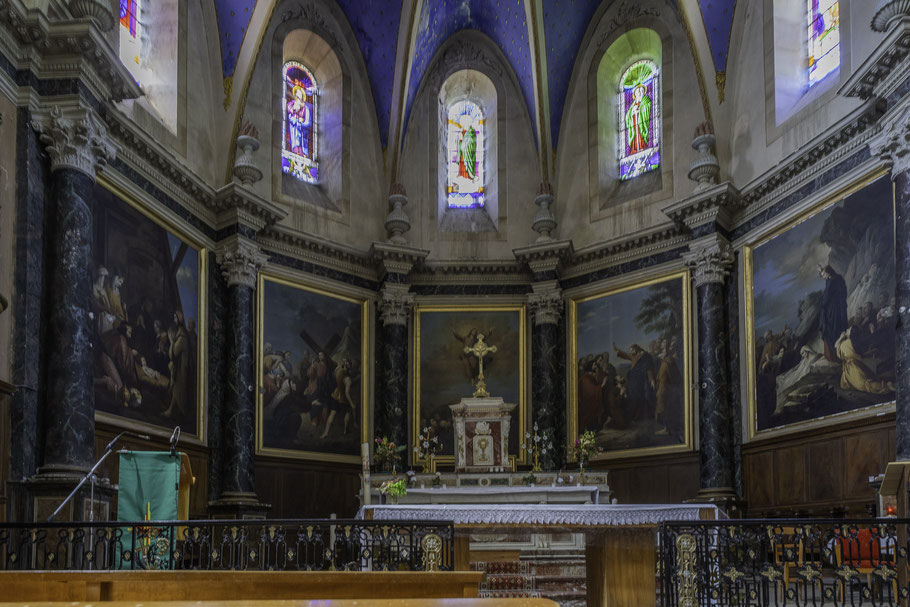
[413,305,526,465]
[281,61,318,183]
[568,270,692,460]
[446,100,485,208]
[92,178,206,441]
[745,174,895,439]
[256,274,369,462]
[618,60,660,181]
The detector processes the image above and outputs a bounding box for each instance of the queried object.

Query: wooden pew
[0,571,484,602]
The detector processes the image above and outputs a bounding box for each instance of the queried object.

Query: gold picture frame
[255,271,370,463]
[744,170,895,441]
[412,304,528,468]
[93,174,208,445]
[567,268,694,461]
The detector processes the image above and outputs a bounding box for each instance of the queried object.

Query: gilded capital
[31,105,116,180]
[527,286,563,326]
[683,236,734,287]
[378,284,414,327]
[216,239,269,289]
[870,104,910,177]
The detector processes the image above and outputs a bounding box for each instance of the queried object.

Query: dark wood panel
[844,431,886,498]
[595,452,699,505]
[743,451,774,507]
[774,447,806,505]
[807,441,842,502]
[255,457,361,518]
[0,381,11,522]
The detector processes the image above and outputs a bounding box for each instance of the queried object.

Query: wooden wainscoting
[743,414,895,517]
[592,451,700,505]
[255,456,361,518]
[0,379,12,522]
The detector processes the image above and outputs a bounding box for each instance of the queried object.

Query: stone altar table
[359,503,722,607]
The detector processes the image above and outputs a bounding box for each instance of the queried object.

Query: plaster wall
[0,95,15,383]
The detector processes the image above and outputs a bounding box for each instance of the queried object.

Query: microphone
[169,426,181,457]
[105,430,151,452]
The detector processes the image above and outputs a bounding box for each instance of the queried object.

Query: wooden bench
[0,571,485,602]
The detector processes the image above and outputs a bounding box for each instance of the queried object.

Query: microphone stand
[48,430,148,522]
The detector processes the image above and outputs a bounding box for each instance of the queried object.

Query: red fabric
[836,529,884,569]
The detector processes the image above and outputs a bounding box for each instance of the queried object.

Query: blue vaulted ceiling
[404,0,535,140]
[214,0,738,150]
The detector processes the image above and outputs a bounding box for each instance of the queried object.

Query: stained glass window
[618,60,660,181]
[446,100,484,208]
[282,61,318,183]
[807,0,840,86]
[119,0,142,72]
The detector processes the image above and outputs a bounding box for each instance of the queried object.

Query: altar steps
[471,559,587,607]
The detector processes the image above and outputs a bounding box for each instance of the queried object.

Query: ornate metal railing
[658,519,910,607]
[0,519,454,572]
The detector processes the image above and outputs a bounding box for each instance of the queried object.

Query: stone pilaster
[377,283,414,446]
[871,103,910,460]
[683,235,741,512]
[210,237,270,517]
[32,106,115,479]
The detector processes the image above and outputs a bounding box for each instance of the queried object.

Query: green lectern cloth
[117,451,181,569]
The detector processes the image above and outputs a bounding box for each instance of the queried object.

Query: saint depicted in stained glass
[618,60,660,181]
[118,0,142,75]
[120,0,139,36]
[808,0,840,86]
[446,100,484,208]
[281,61,318,183]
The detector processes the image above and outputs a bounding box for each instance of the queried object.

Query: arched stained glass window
[282,61,318,183]
[807,0,840,86]
[119,0,142,76]
[446,100,484,208]
[618,60,660,181]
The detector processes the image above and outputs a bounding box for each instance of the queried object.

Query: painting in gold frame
[412,304,527,467]
[255,272,370,463]
[744,172,895,441]
[568,269,693,460]
[92,175,207,443]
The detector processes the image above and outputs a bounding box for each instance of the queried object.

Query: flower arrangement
[373,436,405,472]
[379,478,407,504]
[521,422,554,472]
[522,472,538,486]
[413,426,442,473]
[573,430,600,467]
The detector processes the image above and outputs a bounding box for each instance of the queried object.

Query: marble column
[377,282,414,446]
[528,283,564,469]
[872,104,910,459]
[31,106,115,477]
[683,236,739,501]
[212,238,269,513]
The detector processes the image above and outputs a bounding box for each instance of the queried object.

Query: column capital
[378,283,415,327]
[683,235,735,287]
[527,282,564,326]
[216,238,268,288]
[870,103,910,177]
[31,105,116,180]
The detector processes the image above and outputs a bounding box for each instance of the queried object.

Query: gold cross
[464,333,497,397]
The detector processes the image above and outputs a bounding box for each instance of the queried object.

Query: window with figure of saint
[446,100,485,208]
[282,61,318,183]
[807,0,840,87]
[119,0,142,81]
[618,60,660,181]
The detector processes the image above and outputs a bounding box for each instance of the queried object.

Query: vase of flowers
[379,479,407,504]
[573,430,599,485]
[374,436,405,472]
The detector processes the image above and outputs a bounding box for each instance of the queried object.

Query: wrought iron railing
[658,519,910,607]
[0,519,454,572]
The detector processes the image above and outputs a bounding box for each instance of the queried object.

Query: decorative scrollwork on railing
[0,519,454,572]
[659,519,910,607]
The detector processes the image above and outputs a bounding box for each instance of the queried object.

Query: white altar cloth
[357,503,722,527]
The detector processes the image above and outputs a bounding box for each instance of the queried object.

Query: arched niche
[589,26,673,213]
[272,27,348,212]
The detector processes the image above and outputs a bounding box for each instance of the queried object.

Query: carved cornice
[682,235,734,288]
[410,260,531,285]
[872,2,910,32]
[31,104,116,179]
[563,222,688,279]
[841,18,910,99]
[0,0,141,102]
[369,241,430,279]
[212,182,289,233]
[662,182,742,232]
[378,283,415,327]
[870,102,910,176]
[258,224,377,280]
[215,237,269,289]
[513,240,574,276]
[527,282,563,326]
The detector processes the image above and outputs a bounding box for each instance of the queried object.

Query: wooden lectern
[878,461,910,517]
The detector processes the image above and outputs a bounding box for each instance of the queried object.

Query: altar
[359,503,722,607]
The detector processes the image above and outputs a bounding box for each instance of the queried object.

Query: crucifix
[464,333,497,398]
